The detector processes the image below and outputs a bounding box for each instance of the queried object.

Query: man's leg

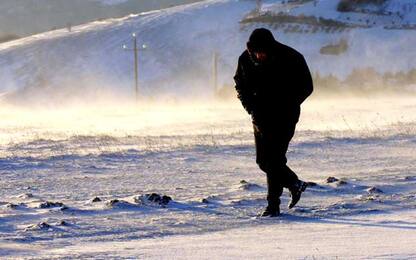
[266,124,299,189]
[254,123,283,216]
[281,165,299,189]
[255,122,307,210]
[275,126,308,208]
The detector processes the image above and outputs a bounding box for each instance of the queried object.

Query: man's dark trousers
[253,120,299,208]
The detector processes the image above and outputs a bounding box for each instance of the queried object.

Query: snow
[1,0,416,258]
[36,209,416,259]
[1,97,416,258]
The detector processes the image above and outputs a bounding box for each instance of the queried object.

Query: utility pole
[212,51,218,94]
[123,33,146,103]
[67,22,72,32]
[256,0,262,12]
[133,33,139,102]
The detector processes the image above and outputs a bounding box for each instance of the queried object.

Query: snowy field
[1,0,416,258]
[1,96,416,259]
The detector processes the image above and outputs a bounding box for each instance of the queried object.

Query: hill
[0,0,415,104]
[0,0,203,38]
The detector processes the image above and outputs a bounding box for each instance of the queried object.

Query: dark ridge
[0,34,20,43]
[337,0,387,12]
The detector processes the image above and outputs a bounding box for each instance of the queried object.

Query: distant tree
[405,69,416,84]
[345,67,381,88]
[313,72,342,91]
[215,85,235,100]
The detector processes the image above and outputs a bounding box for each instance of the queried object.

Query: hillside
[0,0,416,104]
[0,0,203,38]
[246,0,416,30]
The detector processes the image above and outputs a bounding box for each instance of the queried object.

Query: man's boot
[261,173,283,217]
[260,196,281,217]
[288,180,308,209]
[260,204,280,217]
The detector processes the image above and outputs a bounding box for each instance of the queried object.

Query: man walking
[234,28,313,217]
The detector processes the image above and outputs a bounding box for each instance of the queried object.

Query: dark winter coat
[234,41,313,128]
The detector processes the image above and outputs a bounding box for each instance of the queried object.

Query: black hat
[247,28,276,53]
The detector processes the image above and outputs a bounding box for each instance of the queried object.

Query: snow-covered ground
[23,209,416,259]
[1,96,416,258]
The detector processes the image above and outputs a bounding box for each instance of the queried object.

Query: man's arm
[295,55,313,105]
[234,56,255,114]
